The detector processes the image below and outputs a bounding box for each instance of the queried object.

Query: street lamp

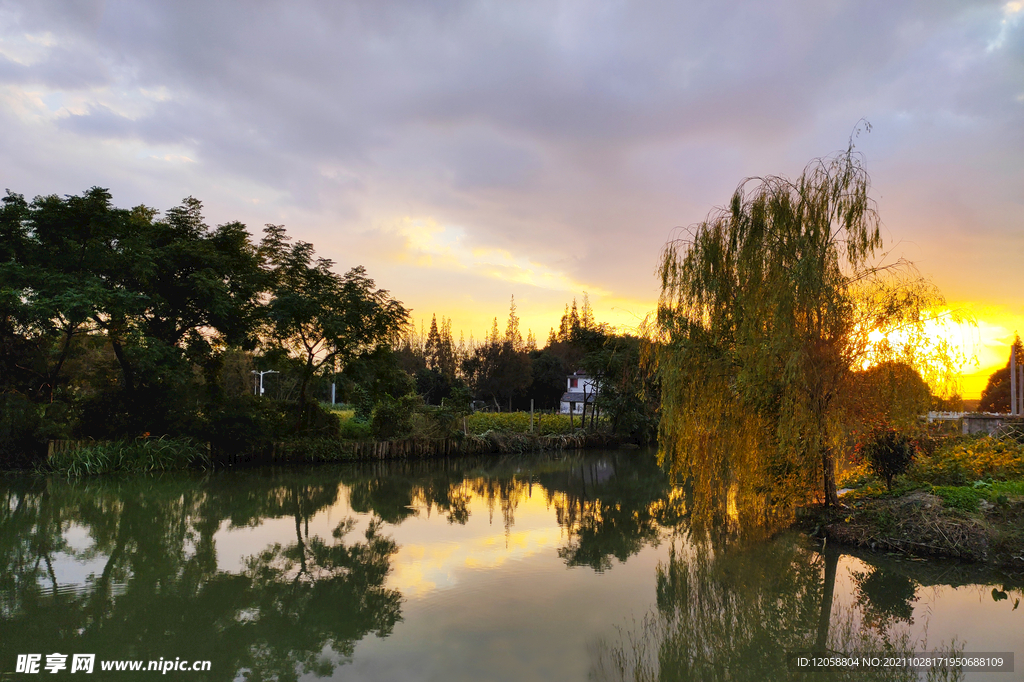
[251,370,279,396]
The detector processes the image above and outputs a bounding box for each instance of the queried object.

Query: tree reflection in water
[4,454,1000,681]
[852,566,919,632]
[589,533,965,682]
[0,474,400,682]
[1,454,679,681]
[336,452,684,568]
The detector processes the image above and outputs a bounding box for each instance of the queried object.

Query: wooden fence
[48,431,620,467]
[47,439,110,458]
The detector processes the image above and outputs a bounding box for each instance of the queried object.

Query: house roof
[560,391,592,403]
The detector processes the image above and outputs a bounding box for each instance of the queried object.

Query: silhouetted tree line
[391,293,659,443]
[0,187,659,465]
[0,187,406,465]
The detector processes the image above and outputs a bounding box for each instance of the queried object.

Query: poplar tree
[425,314,441,370]
[505,295,522,350]
[580,292,595,331]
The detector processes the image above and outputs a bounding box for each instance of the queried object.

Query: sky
[0,0,1021,398]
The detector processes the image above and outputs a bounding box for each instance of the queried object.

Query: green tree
[343,345,415,415]
[526,350,568,410]
[505,295,523,350]
[0,191,44,397]
[1,189,272,440]
[15,188,116,402]
[462,298,532,410]
[586,334,660,442]
[79,195,269,435]
[839,361,930,448]
[657,135,948,508]
[424,313,457,379]
[860,424,916,491]
[266,235,408,414]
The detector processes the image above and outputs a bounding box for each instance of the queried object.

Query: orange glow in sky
[2,1,1021,401]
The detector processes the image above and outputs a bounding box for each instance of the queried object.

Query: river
[1,449,1020,680]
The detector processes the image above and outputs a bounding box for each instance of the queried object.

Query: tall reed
[40,437,210,476]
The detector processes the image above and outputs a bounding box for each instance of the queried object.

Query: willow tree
[656,136,948,509]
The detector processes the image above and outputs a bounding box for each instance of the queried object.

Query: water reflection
[852,565,919,631]
[0,474,400,681]
[0,453,680,680]
[1,453,1020,681]
[336,453,684,570]
[590,532,1023,682]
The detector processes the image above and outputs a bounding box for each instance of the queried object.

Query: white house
[559,371,598,415]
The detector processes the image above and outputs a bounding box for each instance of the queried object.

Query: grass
[931,485,987,512]
[322,402,356,419]
[40,437,210,476]
[338,417,372,439]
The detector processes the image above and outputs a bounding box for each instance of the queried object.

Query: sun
[862,309,979,399]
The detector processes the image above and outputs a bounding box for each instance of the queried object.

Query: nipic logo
[12,654,211,675]
[16,654,95,674]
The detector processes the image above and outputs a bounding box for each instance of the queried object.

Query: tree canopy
[656,135,953,511]
[264,230,408,412]
[0,188,407,460]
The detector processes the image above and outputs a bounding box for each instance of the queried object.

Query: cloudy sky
[1,0,1021,396]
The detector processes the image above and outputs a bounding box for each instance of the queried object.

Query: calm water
[1,450,1021,681]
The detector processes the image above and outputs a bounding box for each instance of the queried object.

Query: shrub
[860,425,916,491]
[370,394,420,439]
[0,394,67,469]
[910,436,1024,485]
[282,437,358,462]
[298,400,342,438]
[338,417,372,440]
[203,395,292,454]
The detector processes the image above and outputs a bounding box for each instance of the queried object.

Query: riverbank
[805,491,1024,569]
[35,430,625,475]
[803,434,1024,571]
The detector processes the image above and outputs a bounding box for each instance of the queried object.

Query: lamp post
[331,357,337,405]
[1012,344,1018,416]
[251,370,279,396]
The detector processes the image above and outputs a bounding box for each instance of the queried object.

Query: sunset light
[1,3,1022,679]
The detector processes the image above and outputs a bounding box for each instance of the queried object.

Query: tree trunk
[46,324,78,403]
[297,359,315,430]
[822,446,839,507]
[110,338,135,395]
